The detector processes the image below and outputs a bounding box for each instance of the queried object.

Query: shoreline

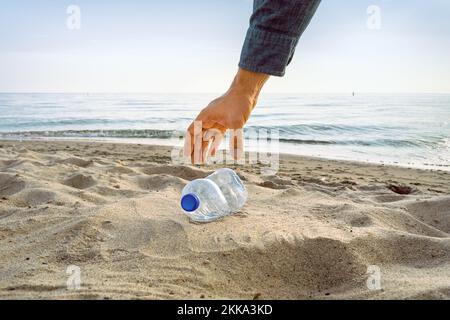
[1,139,449,299]
[1,137,448,173]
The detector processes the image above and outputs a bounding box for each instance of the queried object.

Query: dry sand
[0,140,449,300]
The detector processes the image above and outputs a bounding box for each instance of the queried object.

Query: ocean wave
[0,129,183,139]
[0,117,191,129]
[248,124,405,134]
[0,129,436,148]
[278,138,424,147]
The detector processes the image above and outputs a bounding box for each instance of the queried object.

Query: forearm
[228,68,269,105]
[239,0,321,76]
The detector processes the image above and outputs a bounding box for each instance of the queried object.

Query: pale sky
[1,0,450,93]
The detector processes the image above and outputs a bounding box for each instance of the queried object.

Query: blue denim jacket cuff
[238,27,299,77]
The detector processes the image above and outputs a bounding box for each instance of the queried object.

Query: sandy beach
[0,139,449,300]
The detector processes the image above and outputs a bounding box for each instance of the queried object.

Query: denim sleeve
[239,0,321,77]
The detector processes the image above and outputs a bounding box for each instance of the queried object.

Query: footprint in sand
[387,184,415,195]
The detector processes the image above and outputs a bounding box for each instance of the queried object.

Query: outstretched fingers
[206,128,225,158]
[229,128,244,160]
[184,120,227,164]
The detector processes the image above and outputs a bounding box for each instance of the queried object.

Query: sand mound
[405,197,450,233]
[258,181,289,189]
[0,173,26,196]
[407,287,450,299]
[354,233,450,267]
[140,219,190,257]
[141,165,211,181]
[15,147,29,154]
[93,186,143,198]
[13,188,56,206]
[55,220,104,263]
[62,173,96,189]
[279,188,302,197]
[0,159,21,168]
[59,157,93,168]
[204,237,366,296]
[98,215,190,258]
[105,165,136,175]
[137,174,186,191]
[257,175,295,190]
[373,194,407,203]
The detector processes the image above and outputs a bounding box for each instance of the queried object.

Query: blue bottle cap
[181,193,200,212]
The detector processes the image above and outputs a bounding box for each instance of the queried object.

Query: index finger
[183,123,194,159]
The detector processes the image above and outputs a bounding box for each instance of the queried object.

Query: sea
[0,93,449,171]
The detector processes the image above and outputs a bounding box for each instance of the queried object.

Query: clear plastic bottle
[180,168,247,222]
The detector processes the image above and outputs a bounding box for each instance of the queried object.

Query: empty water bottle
[180,168,247,222]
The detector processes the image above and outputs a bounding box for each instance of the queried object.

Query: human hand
[184,68,269,164]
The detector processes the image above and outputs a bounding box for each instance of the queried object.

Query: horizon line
[1,91,450,95]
